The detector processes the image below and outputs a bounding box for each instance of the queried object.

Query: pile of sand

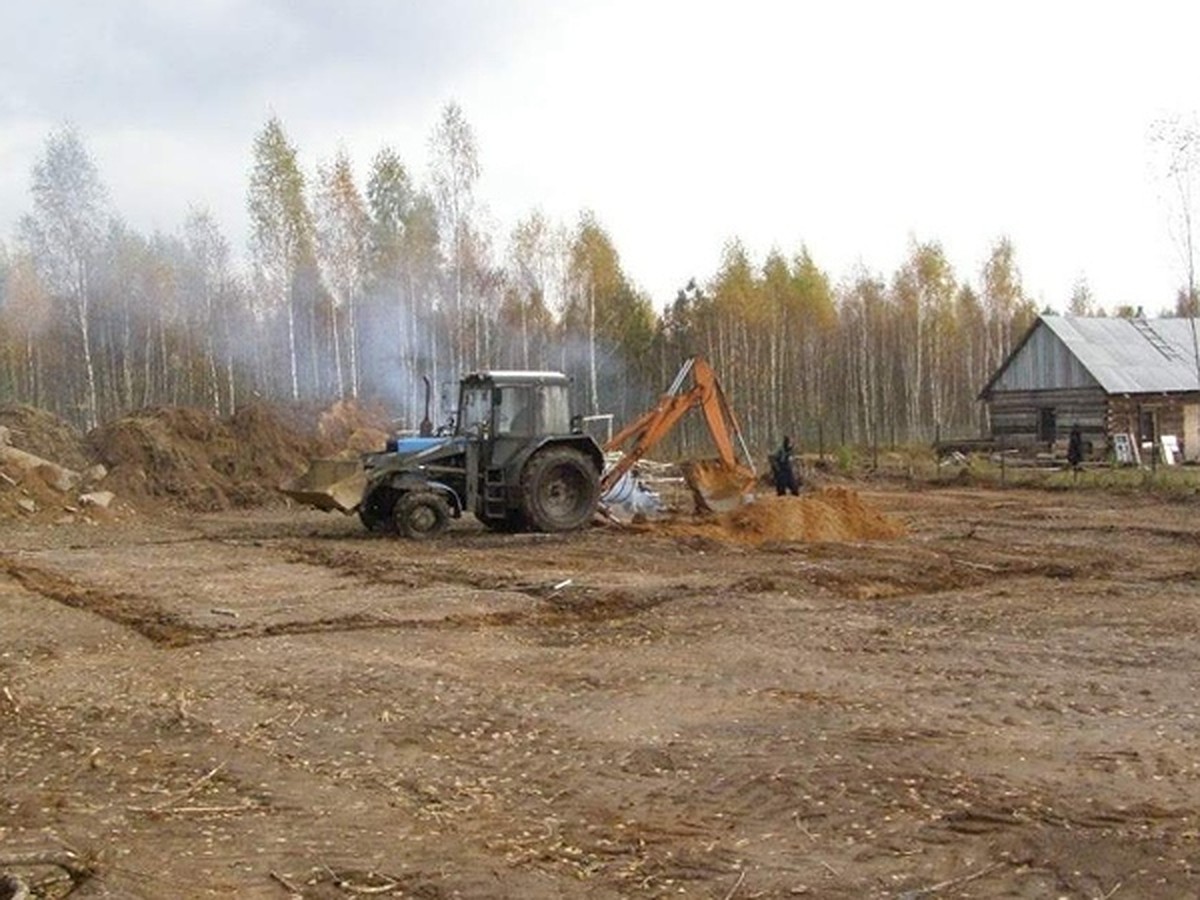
[664,487,906,544]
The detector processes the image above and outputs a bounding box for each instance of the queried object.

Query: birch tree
[980,237,1029,376]
[507,210,561,369]
[366,147,442,413]
[315,149,370,398]
[1068,276,1095,316]
[0,249,52,406]
[19,125,107,429]
[248,116,313,400]
[182,208,234,413]
[790,247,836,443]
[565,213,650,418]
[1150,114,1200,384]
[429,101,480,373]
[1150,115,1200,314]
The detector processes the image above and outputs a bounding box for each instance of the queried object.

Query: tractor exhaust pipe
[420,375,433,437]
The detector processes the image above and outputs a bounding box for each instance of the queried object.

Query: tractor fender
[514,435,604,478]
[378,472,464,518]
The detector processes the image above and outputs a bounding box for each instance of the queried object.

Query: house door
[1038,407,1056,443]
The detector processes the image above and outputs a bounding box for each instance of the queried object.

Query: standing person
[771,436,800,496]
[1067,424,1084,482]
[1067,424,1083,471]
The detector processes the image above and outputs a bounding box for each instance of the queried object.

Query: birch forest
[2,105,1080,453]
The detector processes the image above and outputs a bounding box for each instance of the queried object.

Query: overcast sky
[2,0,1199,311]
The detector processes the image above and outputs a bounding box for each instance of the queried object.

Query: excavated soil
[3,473,1200,898]
[0,405,90,471]
[663,487,908,544]
[85,403,379,512]
[0,401,390,521]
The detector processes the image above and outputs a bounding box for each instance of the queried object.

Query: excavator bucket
[280,458,367,513]
[679,458,757,513]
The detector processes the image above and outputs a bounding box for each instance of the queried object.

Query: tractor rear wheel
[393,491,450,540]
[521,447,600,532]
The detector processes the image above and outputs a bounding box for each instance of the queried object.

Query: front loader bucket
[679,458,757,513]
[280,458,367,513]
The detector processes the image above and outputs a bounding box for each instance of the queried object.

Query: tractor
[283,370,604,539]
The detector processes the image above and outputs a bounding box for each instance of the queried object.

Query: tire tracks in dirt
[0,552,195,646]
[0,536,691,649]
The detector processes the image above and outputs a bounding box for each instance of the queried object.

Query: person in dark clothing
[770,436,800,496]
[1067,425,1084,471]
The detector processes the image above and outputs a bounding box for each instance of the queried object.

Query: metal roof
[983,314,1200,397]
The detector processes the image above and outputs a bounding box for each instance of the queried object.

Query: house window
[1038,407,1056,442]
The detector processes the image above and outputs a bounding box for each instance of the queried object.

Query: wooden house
[979,314,1200,462]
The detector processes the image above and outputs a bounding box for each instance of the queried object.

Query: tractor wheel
[359,487,398,533]
[393,491,450,540]
[521,447,600,533]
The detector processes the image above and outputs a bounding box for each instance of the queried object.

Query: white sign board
[1162,434,1180,466]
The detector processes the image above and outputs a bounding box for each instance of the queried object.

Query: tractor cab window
[493,383,571,436]
[457,386,493,436]
[541,384,571,434]
[495,386,534,436]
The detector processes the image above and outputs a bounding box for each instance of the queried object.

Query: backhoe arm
[600,356,755,495]
[601,389,705,492]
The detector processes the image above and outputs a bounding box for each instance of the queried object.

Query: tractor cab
[456,371,575,469]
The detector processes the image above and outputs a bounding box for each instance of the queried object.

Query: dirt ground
[3,481,1200,899]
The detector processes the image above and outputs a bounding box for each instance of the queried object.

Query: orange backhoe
[600,356,757,512]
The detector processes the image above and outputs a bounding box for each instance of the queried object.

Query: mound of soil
[0,400,394,519]
[87,401,386,513]
[0,405,118,525]
[663,487,906,544]
[0,404,90,470]
[87,407,236,511]
[316,399,391,455]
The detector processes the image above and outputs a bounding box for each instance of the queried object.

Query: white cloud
[3,0,1200,309]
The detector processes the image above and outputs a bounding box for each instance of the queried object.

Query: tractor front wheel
[359,487,398,533]
[393,491,450,540]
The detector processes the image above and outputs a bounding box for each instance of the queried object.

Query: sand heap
[666,486,906,544]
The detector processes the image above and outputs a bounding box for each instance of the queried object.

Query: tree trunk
[75,264,98,431]
[287,290,299,400]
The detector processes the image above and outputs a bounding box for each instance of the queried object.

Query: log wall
[986,388,1107,451]
[987,389,1200,460]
